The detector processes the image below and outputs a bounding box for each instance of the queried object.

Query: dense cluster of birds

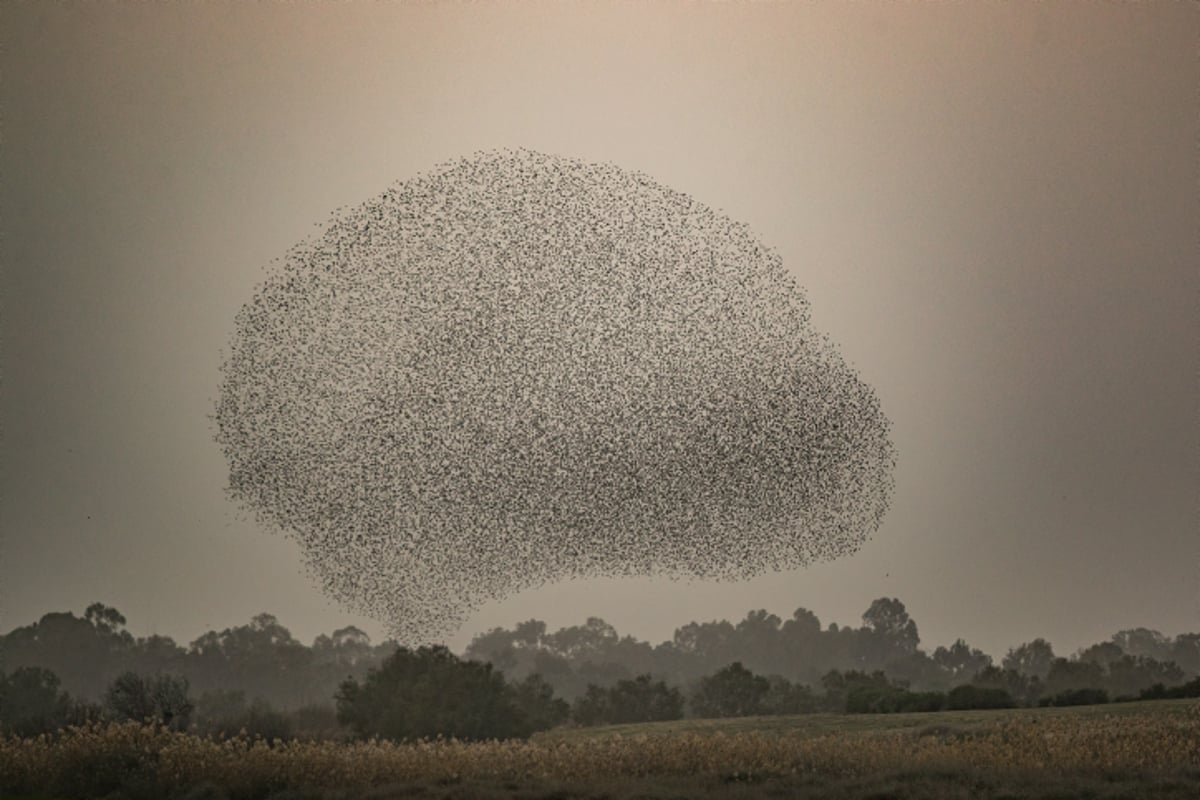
[215,150,897,642]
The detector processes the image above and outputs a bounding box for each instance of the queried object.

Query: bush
[572,675,684,725]
[1138,676,1200,700]
[901,691,949,712]
[0,667,73,737]
[690,663,770,718]
[336,645,550,741]
[1038,687,1109,707]
[970,666,1041,707]
[511,674,569,732]
[821,669,895,712]
[947,684,1016,710]
[845,686,946,714]
[762,675,819,715]
[570,684,611,726]
[104,671,194,731]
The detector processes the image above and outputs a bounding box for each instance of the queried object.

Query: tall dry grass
[1,703,1198,798]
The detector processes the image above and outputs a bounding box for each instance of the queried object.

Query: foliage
[1038,687,1109,707]
[946,684,1015,710]
[689,662,771,718]
[763,674,819,715]
[931,639,992,686]
[0,666,74,737]
[970,665,1042,707]
[4,600,1197,726]
[857,598,920,665]
[1002,638,1056,681]
[335,645,555,741]
[820,669,894,712]
[1139,676,1200,700]
[510,674,569,732]
[571,675,684,726]
[0,604,398,713]
[844,686,945,714]
[104,671,194,731]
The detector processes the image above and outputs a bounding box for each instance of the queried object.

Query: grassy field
[1,699,1198,800]
[534,696,1200,742]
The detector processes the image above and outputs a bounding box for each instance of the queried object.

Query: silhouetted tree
[1002,638,1056,680]
[856,598,919,668]
[511,673,569,731]
[186,613,317,708]
[1077,641,1125,669]
[0,606,136,700]
[1111,628,1172,662]
[690,662,771,718]
[335,645,546,741]
[1170,633,1200,676]
[933,639,992,686]
[1104,655,1185,699]
[104,671,194,731]
[0,667,73,737]
[546,617,619,661]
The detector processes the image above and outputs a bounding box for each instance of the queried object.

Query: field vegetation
[4,600,1199,797]
[1,699,1198,799]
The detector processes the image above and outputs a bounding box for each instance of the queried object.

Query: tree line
[2,599,1198,741]
[462,598,1200,702]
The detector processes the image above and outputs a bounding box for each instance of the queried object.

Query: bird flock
[215,149,897,643]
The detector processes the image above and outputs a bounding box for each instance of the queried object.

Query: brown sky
[2,2,1197,660]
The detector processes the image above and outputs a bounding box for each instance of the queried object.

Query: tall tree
[1002,639,1056,680]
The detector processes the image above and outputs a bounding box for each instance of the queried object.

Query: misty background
[2,2,1196,663]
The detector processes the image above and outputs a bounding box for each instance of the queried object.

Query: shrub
[572,675,684,725]
[946,684,1016,710]
[0,666,73,737]
[762,675,819,715]
[970,666,1041,707]
[336,645,548,741]
[511,673,569,732]
[1038,687,1109,707]
[104,671,194,731]
[1139,676,1200,700]
[845,686,946,714]
[690,662,770,718]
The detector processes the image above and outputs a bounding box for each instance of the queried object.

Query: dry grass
[1,700,1197,799]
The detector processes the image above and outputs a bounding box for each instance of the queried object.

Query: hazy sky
[2,2,1196,661]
